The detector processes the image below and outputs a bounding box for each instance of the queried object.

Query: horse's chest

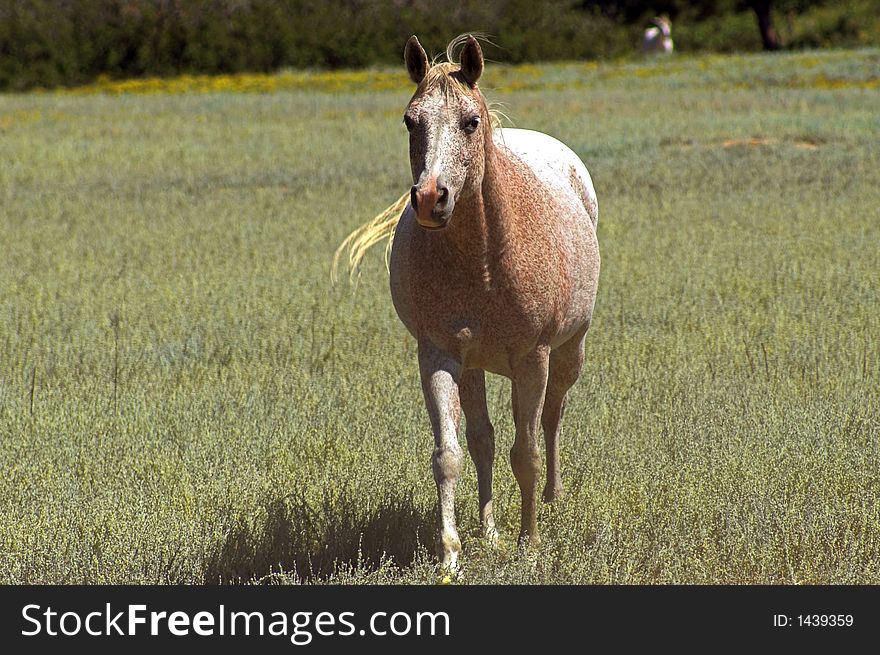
[419,310,520,373]
[408,262,559,372]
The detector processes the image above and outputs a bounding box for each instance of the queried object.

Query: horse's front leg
[418,340,463,570]
[510,346,550,546]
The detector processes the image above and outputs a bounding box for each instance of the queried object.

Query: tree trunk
[750,0,782,51]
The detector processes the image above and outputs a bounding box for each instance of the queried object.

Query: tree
[748,0,782,50]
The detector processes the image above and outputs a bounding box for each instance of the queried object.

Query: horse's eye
[463,116,480,134]
[403,115,415,131]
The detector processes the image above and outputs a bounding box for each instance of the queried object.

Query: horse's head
[652,16,671,36]
[403,35,489,230]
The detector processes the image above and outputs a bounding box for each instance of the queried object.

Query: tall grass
[0,49,878,583]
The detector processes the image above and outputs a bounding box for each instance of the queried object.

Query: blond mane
[331,36,503,284]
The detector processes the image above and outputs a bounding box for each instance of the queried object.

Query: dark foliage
[0,1,868,90]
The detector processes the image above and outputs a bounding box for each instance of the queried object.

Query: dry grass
[1,48,878,584]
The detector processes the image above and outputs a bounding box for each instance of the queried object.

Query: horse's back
[643,27,661,51]
[494,128,598,228]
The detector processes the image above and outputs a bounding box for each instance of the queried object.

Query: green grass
[1,49,878,584]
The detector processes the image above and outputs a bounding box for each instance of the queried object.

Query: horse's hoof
[518,531,541,549]
[436,556,461,585]
[437,532,461,574]
[481,525,500,546]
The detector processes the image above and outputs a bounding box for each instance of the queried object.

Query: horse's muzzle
[411,177,452,229]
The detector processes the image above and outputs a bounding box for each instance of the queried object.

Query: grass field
[1,49,878,584]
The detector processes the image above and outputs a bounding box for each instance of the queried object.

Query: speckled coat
[389,36,600,570]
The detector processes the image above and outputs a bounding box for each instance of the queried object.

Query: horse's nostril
[410,185,419,210]
[437,186,449,206]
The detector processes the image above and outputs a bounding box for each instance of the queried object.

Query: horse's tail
[331,191,409,284]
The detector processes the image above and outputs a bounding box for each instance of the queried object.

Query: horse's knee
[432,445,462,482]
[509,444,540,487]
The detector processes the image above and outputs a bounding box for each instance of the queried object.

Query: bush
[786,0,878,49]
[0,0,877,91]
[673,10,764,52]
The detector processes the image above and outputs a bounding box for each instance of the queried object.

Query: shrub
[0,0,877,91]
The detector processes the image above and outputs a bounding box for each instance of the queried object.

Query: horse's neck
[443,136,516,266]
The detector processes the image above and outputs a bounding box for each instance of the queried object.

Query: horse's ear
[405,36,429,85]
[459,35,483,87]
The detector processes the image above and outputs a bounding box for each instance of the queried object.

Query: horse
[642,16,674,55]
[334,35,600,570]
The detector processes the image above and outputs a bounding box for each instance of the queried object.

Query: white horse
[643,16,673,55]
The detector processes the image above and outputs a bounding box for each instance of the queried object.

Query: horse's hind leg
[542,327,587,503]
[460,369,497,542]
[510,347,550,545]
